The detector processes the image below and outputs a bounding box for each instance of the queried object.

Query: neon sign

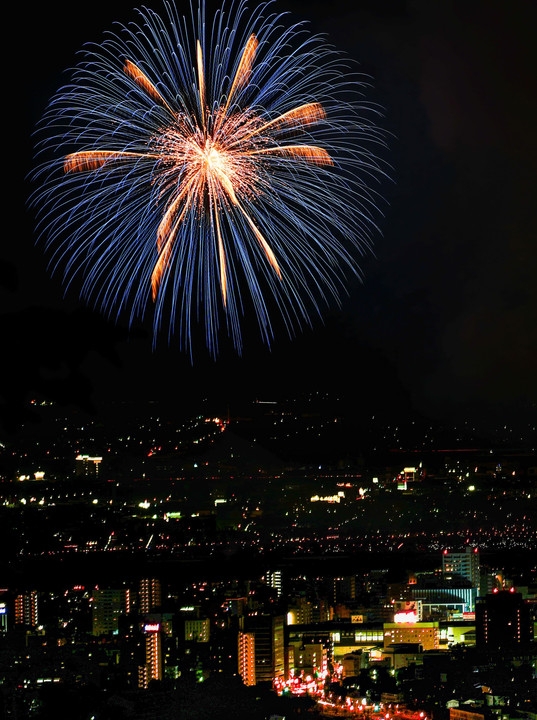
[394,610,418,624]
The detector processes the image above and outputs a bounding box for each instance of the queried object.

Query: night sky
[6,0,537,434]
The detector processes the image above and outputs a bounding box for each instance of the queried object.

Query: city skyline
[3,2,536,714]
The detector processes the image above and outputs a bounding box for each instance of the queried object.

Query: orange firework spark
[65,34,332,307]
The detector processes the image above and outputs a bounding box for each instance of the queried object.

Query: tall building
[185,618,210,642]
[140,578,161,614]
[266,570,283,598]
[287,596,313,625]
[238,615,285,686]
[75,454,102,478]
[238,631,256,686]
[442,548,480,588]
[476,590,532,651]
[138,623,163,688]
[14,592,38,627]
[332,576,356,604]
[92,589,128,636]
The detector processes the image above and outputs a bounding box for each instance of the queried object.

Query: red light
[510,587,515,593]
[493,588,498,593]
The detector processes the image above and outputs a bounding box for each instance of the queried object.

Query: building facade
[139,578,161,614]
[383,622,440,651]
[475,590,532,650]
[238,615,285,686]
[442,548,480,588]
[138,623,163,688]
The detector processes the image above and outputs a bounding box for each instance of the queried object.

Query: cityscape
[0,396,535,718]
[8,0,537,718]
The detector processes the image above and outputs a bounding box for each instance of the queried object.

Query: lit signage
[310,494,341,504]
[144,623,160,633]
[0,604,6,615]
[394,610,418,624]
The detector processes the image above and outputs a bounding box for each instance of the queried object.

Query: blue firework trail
[32,1,387,355]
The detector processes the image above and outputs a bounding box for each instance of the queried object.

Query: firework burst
[32,1,387,354]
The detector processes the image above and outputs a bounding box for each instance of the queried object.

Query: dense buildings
[0,398,535,718]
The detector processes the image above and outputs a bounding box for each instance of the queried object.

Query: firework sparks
[33,1,387,354]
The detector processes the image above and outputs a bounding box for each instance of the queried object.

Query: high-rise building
[75,454,102,478]
[185,618,210,642]
[476,590,532,651]
[287,597,313,625]
[238,615,285,686]
[92,589,128,636]
[266,570,283,598]
[138,623,163,688]
[140,578,161,614]
[442,548,480,588]
[332,576,356,604]
[312,598,331,624]
[14,592,38,627]
[238,631,256,686]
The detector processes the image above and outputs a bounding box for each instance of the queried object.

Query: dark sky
[5,0,537,433]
